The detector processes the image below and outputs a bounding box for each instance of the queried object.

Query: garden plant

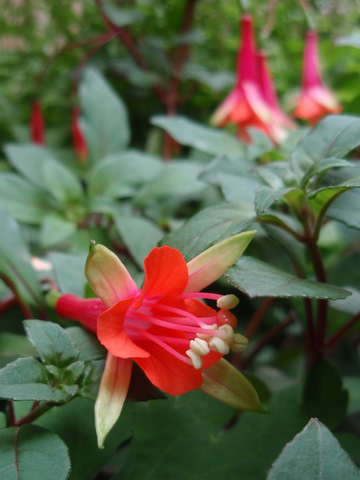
[1,1,360,479]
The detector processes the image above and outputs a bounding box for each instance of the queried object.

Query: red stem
[0,294,17,315]
[239,314,295,370]
[1,275,34,319]
[232,297,274,369]
[7,401,16,427]
[94,0,167,104]
[325,311,360,350]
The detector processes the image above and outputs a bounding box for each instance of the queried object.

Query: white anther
[186,349,203,370]
[231,334,249,353]
[197,323,218,340]
[209,337,230,355]
[216,294,239,310]
[201,323,218,330]
[219,324,234,342]
[190,338,210,356]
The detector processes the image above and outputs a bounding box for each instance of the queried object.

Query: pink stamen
[127,325,191,364]
[179,292,222,301]
[141,300,217,327]
[128,310,220,337]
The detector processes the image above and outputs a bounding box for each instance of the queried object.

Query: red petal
[135,341,203,395]
[136,247,188,305]
[211,88,242,126]
[293,93,324,120]
[98,299,149,359]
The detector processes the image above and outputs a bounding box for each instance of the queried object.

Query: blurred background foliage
[2,0,360,151]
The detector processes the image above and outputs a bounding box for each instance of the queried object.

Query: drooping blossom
[54,232,262,447]
[210,15,272,143]
[30,100,45,145]
[256,51,297,143]
[71,106,88,163]
[211,15,293,144]
[293,30,341,125]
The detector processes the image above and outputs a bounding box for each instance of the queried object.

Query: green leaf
[87,151,163,199]
[112,58,160,88]
[35,398,135,480]
[40,214,77,248]
[303,360,348,429]
[80,68,130,162]
[133,161,205,206]
[300,157,354,190]
[0,424,70,480]
[42,160,84,203]
[115,387,308,480]
[201,169,261,205]
[256,162,297,189]
[101,4,144,26]
[0,173,51,224]
[290,115,360,183]
[327,189,360,229]
[255,186,295,216]
[308,185,351,217]
[49,251,87,298]
[0,357,69,402]
[290,115,360,184]
[151,115,244,156]
[343,377,360,414]
[3,144,59,189]
[260,222,307,275]
[0,206,43,307]
[23,320,78,368]
[267,419,360,480]
[114,214,163,267]
[66,327,105,362]
[0,333,36,368]
[330,287,360,315]
[226,257,351,299]
[161,203,257,261]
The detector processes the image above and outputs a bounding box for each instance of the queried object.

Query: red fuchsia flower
[71,106,88,163]
[54,232,263,447]
[256,51,297,143]
[293,30,342,126]
[30,100,45,145]
[210,15,273,143]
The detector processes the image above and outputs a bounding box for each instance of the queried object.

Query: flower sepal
[200,358,266,413]
[85,241,138,308]
[186,231,256,293]
[95,353,132,449]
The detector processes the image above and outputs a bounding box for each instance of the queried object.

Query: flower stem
[299,206,328,364]
[325,311,360,350]
[232,297,274,369]
[15,402,54,427]
[239,313,295,370]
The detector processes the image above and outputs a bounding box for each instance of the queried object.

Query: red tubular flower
[211,15,273,143]
[54,233,262,447]
[56,295,103,334]
[293,30,342,125]
[30,100,45,145]
[71,106,88,163]
[256,51,297,143]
